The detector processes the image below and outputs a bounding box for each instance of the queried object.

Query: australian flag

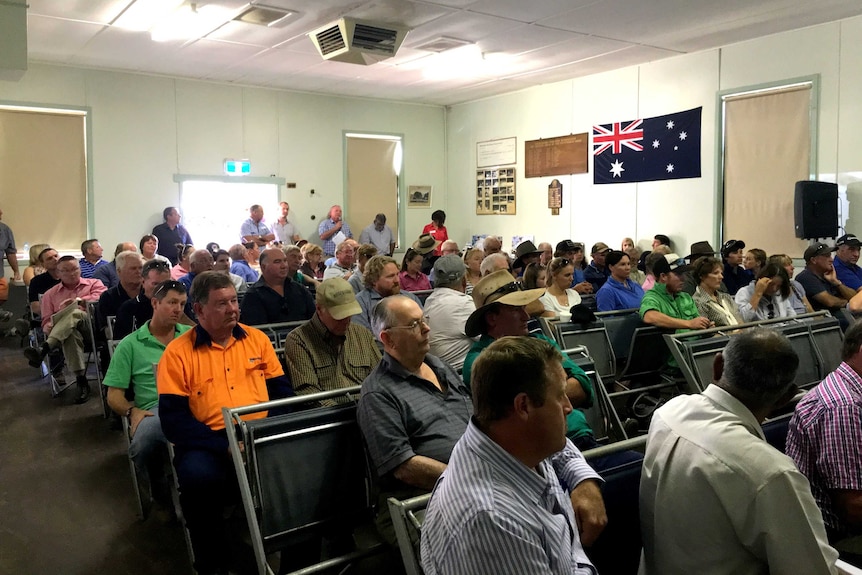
[593,107,702,184]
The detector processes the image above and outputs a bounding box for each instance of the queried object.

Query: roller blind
[723,85,811,257]
[346,137,399,249]
[0,109,87,257]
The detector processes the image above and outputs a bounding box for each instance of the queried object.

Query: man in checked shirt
[788,320,862,562]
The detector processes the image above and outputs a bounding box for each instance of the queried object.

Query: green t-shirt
[103,321,192,411]
[463,333,595,440]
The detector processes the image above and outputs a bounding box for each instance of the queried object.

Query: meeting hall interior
[3,0,862,574]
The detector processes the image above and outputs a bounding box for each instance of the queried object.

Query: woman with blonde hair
[299,242,326,280]
[463,247,483,295]
[539,257,582,317]
[22,243,50,286]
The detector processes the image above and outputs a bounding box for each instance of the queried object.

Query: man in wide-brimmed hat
[461,271,601,453]
[512,240,543,276]
[412,232,441,275]
[682,241,726,295]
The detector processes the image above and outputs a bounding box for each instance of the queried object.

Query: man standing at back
[152,206,193,266]
[0,207,20,321]
[272,201,302,245]
[639,329,837,574]
[318,204,352,257]
[240,204,275,248]
[359,213,395,256]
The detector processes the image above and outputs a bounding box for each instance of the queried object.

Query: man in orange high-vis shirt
[158,271,293,575]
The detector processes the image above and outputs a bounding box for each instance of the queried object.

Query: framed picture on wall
[476,167,516,215]
[408,185,432,208]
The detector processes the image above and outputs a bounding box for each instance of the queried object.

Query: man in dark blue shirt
[832,234,862,291]
[151,206,193,265]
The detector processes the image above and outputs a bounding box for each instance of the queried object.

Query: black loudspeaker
[794,181,838,239]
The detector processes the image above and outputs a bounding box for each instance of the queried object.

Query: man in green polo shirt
[104,280,191,488]
[640,254,712,332]
[462,270,596,447]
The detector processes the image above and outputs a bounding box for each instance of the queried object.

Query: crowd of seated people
[17,202,862,575]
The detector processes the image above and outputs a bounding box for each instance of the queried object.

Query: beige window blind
[0,109,87,257]
[723,85,811,257]
[346,136,399,249]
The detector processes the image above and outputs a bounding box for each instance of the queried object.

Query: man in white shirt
[323,240,357,280]
[423,255,476,371]
[639,328,838,575]
[358,213,395,256]
[272,201,302,245]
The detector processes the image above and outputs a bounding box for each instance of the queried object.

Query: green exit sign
[224,159,251,175]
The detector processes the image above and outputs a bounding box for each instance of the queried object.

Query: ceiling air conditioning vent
[309,17,408,65]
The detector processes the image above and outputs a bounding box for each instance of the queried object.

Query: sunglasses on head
[483,281,523,305]
[153,280,185,299]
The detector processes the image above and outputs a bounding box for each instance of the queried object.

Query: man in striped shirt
[421,337,605,575]
[788,320,862,549]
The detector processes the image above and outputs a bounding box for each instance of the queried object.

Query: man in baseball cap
[641,253,711,337]
[284,277,381,404]
[796,243,858,325]
[720,239,750,295]
[833,234,862,290]
[423,255,475,371]
[585,242,612,292]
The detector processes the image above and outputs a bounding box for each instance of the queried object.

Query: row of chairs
[665,311,844,394]
[386,422,862,575]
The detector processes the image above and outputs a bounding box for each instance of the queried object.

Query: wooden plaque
[525,134,588,178]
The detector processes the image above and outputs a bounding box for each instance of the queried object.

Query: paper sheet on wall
[333,231,348,247]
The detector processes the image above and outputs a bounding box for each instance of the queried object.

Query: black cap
[653,254,688,276]
[836,234,862,248]
[803,243,837,262]
[720,239,745,258]
[556,239,581,253]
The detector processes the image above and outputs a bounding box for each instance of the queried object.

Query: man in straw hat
[412,232,442,276]
[461,270,611,463]
[285,277,381,406]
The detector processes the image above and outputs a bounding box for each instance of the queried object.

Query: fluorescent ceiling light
[114,0,185,32]
[413,44,514,81]
[151,3,233,42]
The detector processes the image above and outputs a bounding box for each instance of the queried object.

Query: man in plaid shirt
[788,321,862,548]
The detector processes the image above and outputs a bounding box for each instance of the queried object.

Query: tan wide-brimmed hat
[465,270,545,337]
[411,233,441,255]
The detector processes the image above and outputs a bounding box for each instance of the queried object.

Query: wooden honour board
[525,133,589,178]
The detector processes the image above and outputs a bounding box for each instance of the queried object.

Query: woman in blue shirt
[596,250,645,311]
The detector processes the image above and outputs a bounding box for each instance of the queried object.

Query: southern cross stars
[666,120,675,129]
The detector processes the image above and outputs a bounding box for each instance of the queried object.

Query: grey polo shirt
[0,222,15,276]
[357,352,472,492]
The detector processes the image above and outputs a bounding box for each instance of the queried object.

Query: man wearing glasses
[104,280,191,507]
[357,294,470,545]
[23,256,106,403]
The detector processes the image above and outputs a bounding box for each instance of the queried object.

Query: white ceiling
[25,0,862,106]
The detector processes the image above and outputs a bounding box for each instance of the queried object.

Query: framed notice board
[476,167,516,215]
[525,134,589,178]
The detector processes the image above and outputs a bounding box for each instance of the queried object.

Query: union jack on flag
[593,119,644,156]
[592,107,701,184]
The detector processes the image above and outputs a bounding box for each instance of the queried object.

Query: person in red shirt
[422,210,449,257]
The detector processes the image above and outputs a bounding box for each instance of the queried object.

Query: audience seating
[223,386,385,575]
[410,289,433,305]
[553,320,616,381]
[666,312,844,395]
[565,346,627,444]
[595,308,641,366]
[387,493,429,575]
